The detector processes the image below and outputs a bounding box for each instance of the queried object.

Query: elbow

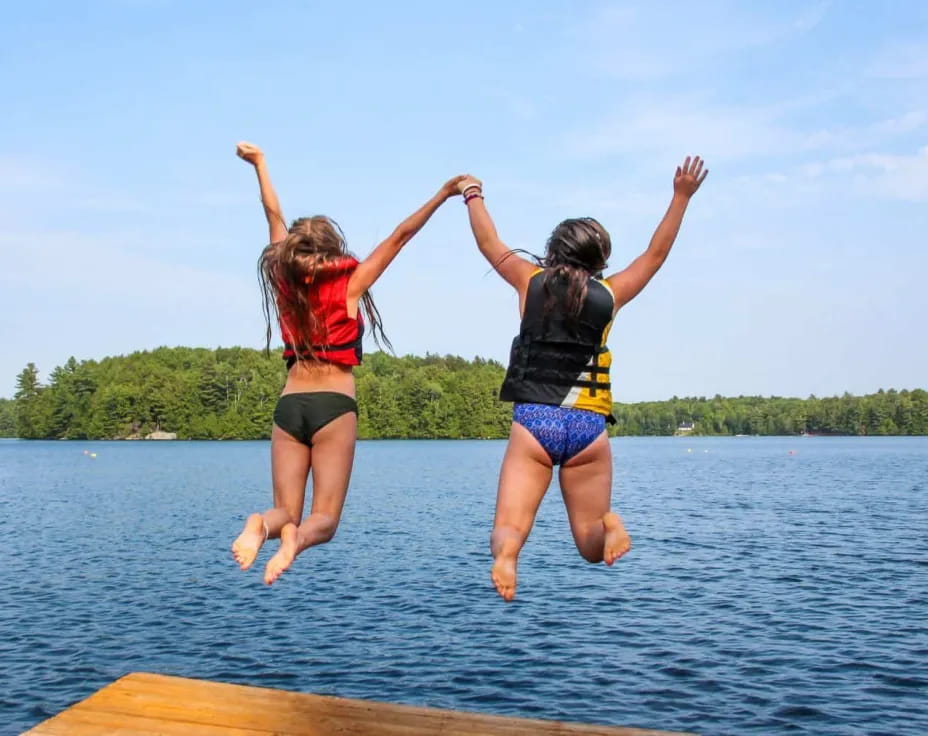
[474,231,500,251]
[389,230,412,251]
[646,247,671,265]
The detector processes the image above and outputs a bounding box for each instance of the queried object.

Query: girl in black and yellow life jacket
[456,156,708,602]
[231,141,467,585]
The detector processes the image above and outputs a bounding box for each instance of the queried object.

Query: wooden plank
[26,672,695,735]
[22,707,268,736]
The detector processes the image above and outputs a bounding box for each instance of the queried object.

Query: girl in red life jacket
[231,141,467,585]
[455,156,708,602]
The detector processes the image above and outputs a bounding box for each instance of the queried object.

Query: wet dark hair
[496,217,611,322]
[541,217,611,321]
[258,215,390,361]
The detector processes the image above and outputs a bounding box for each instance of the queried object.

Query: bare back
[282,360,356,398]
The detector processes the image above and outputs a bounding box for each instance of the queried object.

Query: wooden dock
[25,672,695,735]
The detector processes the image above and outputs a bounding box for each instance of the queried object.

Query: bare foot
[603,511,632,565]
[490,538,520,602]
[264,523,299,585]
[231,513,266,571]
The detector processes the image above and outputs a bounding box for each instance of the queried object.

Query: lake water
[0,437,926,735]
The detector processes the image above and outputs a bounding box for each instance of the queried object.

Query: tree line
[611,391,928,437]
[3,347,926,439]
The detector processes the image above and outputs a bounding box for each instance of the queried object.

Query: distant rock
[146,430,177,440]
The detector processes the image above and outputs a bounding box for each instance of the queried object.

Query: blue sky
[1,0,926,401]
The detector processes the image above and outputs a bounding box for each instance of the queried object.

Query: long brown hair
[541,217,611,322]
[258,215,391,361]
[494,217,611,324]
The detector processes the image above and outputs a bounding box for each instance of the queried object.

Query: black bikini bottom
[273,392,358,446]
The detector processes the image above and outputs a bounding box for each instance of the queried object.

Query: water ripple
[1,436,926,736]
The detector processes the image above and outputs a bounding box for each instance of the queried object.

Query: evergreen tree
[0,398,16,436]
[3,349,926,439]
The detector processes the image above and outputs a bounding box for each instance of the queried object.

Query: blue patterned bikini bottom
[512,403,606,465]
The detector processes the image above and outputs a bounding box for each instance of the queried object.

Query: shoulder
[527,267,545,284]
[325,256,359,275]
[305,256,359,284]
[591,277,615,302]
[525,267,546,292]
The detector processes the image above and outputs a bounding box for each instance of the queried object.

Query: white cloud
[792,2,830,32]
[553,187,662,218]
[776,109,928,155]
[578,1,829,80]
[729,145,928,204]
[827,147,928,202]
[564,86,927,167]
[0,228,255,310]
[0,152,245,216]
[561,3,925,173]
[0,224,268,396]
[0,155,152,215]
[0,157,68,193]
[873,110,928,135]
[565,96,818,162]
[868,41,928,80]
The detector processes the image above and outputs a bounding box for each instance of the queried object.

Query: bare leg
[265,411,357,585]
[490,422,553,601]
[232,424,310,571]
[559,431,631,565]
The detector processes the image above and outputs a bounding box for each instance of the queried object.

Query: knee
[493,520,529,537]
[314,513,339,543]
[285,509,302,527]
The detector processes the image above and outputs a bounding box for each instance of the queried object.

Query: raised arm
[607,156,707,311]
[346,176,466,301]
[458,177,536,294]
[236,141,288,243]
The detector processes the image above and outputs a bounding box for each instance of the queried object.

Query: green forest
[4,347,927,439]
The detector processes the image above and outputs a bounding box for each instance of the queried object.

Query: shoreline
[3,434,926,442]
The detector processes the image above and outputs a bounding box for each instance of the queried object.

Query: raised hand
[673,156,708,198]
[440,175,471,200]
[236,141,265,166]
[456,175,483,196]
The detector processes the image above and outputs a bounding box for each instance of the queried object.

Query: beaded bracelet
[461,183,482,197]
[464,191,484,204]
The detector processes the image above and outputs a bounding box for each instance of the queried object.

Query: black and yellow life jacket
[500,269,615,421]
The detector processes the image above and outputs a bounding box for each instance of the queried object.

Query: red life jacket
[279,256,364,368]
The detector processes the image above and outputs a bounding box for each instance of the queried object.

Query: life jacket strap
[283,337,362,356]
[523,370,612,392]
